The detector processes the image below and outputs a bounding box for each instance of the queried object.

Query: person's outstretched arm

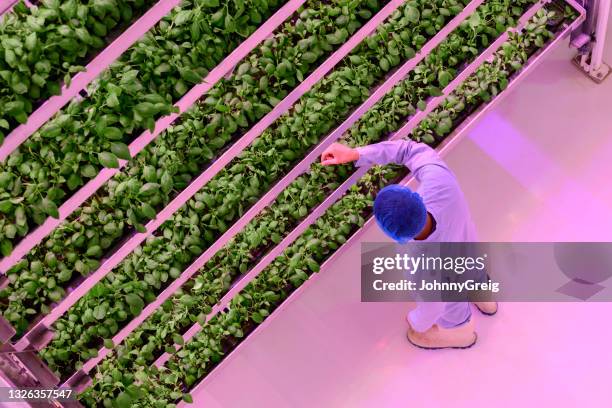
[321,140,454,184]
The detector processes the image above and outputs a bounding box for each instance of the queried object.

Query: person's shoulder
[421,173,469,217]
[418,165,461,197]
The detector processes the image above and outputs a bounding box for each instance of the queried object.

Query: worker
[321,139,498,350]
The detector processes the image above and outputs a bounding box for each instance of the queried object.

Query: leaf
[179,67,201,84]
[468,12,482,28]
[12,80,28,95]
[428,87,443,97]
[48,288,64,302]
[251,312,263,323]
[134,102,156,117]
[103,127,123,140]
[23,281,39,295]
[435,117,453,136]
[182,394,193,404]
[46,188,65,202]
[25,32,37,51]
[161,172,173,191]
[174,79,188,96]
[125,293,144,315]
[224,13,236,32]
[143,166,157,182]
[154,63,171,75]
[5,101,24,115]
[326,28,348,45]
[0,200,13,213]
[65,173,83,192]
[172,333,184,345]
[4,49,16,68]
[15,207,26,226]
[237,62,250,76]
[438,70,452,88]
[140,202,156,220]
[379,58,390,71]
[86,245,102,257]
[174,10,192,26]
[500,77,509,90]
[98,152,119,168]
[139,183,161,197]
[81,164,98,178]
[0,240,12,257]
[42,198,60,219]
[115,392,133,408]
[405,6,420,23]
[59,38,78,52]
[93,304,107,320]
[106,93,119,108]
[306,257,320,272]
[126,384,144,400]
[422,134,435,144]
[110,142,131,161]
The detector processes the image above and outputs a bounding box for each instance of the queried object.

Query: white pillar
[590,0,611,71]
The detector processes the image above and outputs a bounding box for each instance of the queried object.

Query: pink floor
[190,17,612,408]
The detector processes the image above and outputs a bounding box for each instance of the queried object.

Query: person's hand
[321,143,359,166]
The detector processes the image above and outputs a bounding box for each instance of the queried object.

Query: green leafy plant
[0,0,159,140]
[411,7,558,143]
[0,0,283,255]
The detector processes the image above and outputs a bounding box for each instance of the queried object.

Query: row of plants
[0,0,284,254]
[411,5,562,143]
[0,0,159,139]
[76,7,566,406]
[0,0,389,335]
[37,0,536,379]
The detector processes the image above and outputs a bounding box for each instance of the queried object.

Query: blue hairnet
[373,184,427,243]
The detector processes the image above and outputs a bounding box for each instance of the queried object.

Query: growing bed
[0,0,585,407]
[0,0,169,144]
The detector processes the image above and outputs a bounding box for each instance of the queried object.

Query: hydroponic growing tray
[0,0,585,406]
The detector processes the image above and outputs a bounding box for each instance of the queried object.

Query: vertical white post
[590,0,611,71]
[572,0,610,82]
